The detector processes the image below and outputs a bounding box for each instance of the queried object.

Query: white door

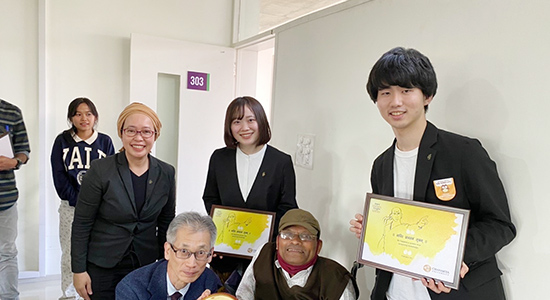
[130,33,236,214]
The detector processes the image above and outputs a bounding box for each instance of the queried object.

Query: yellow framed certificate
[210,205,275,259]
[357,193,470,289]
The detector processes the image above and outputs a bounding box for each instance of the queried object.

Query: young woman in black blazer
[203,96,298,294]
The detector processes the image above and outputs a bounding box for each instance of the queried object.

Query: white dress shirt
[166,272,189,300]
[236,144,267,201]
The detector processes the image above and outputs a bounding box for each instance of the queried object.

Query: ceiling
[259,0,345,32]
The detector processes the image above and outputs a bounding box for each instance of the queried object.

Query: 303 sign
[187,71,210,91]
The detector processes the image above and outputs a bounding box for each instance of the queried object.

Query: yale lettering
[63,147,107,170]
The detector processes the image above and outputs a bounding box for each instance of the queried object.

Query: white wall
[42,1,233,277]
[0,0,40,274]
[271,0,547,298]
[0,0,233,277]
[4,1,546,298]
[42,0,233,276]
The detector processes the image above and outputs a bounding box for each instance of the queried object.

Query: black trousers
[86,252,141,300]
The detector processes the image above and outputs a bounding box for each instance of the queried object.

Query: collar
[166,272,189,299]
[274,259,315,277]
[236,143,267,158]
[71,129,98,144]
[276,249,319,277]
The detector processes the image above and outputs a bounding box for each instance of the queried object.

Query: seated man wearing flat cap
[236,208,358,300]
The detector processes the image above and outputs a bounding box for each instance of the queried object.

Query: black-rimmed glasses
[169,243,212,261]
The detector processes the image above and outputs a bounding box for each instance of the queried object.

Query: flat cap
[279,209,320,237]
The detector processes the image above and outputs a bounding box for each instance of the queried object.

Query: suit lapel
[381,143,395,196]
[144,156,160,210]
[246,145,270,202]
[413,122,438,202]
[117,152,137,214]
[227,149,245,203]
[147,260,169,298]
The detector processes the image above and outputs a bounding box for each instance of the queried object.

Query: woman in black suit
[203,96,298,293]
[72,102,176,300]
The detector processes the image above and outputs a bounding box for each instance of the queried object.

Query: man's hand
[196,289,211,300]
[421,262,469,294]
[349,213,364,239]
[0,156,17,171]
[420,277,451,294]
[459,262,469,278]
[73,272,93,300]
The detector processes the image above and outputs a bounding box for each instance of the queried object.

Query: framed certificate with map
[210,205,276,259]
[357,193,470,289]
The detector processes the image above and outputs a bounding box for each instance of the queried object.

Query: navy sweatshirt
[51,129,115,206]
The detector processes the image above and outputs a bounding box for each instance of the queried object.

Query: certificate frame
[209,205,275,259]
[357,193,470,289]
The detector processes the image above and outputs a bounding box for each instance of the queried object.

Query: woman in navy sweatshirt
[51,97,115,300]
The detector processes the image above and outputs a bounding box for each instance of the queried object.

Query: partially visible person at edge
[0,98,30,300]
[203,96,298,294]
[71,102,176,300]
[116,212,222,300]
[51,97,115,300]
[236,208,358,300]
[349,47,516,299]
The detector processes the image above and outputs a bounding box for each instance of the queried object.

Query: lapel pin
[262,172,266,177]
[149,180,153,184]
[427,154,432,160]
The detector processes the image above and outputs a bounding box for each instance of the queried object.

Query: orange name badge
[433,178,456,201]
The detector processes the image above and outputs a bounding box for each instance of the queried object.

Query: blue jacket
[116,259,222,300]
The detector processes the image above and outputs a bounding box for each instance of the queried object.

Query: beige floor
[19,276,62,300]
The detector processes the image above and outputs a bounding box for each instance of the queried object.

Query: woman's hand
[349,213,364,239]
[73,272,92,300]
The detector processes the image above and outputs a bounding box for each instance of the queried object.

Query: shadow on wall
[302,134,374,297]
[444,79,508,143]
[444,78,525,298]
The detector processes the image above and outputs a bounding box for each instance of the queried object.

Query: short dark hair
[67,97,99,133]
[366,47,437,112]
[224,96,271,148]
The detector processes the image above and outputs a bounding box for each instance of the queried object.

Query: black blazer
[71,152,176,273]
[203,145,297,232]
[370,122,516,300]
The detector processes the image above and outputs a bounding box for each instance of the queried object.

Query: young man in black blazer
[350,47,516,300]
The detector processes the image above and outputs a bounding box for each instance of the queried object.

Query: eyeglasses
[122,128,155,138]
[279,231,317,242]
[169,244,212,261]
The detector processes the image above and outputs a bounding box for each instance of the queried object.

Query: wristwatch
[14,157,23,170]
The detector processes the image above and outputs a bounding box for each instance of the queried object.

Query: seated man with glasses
[236,208,359,300]
[116,212,222,300]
